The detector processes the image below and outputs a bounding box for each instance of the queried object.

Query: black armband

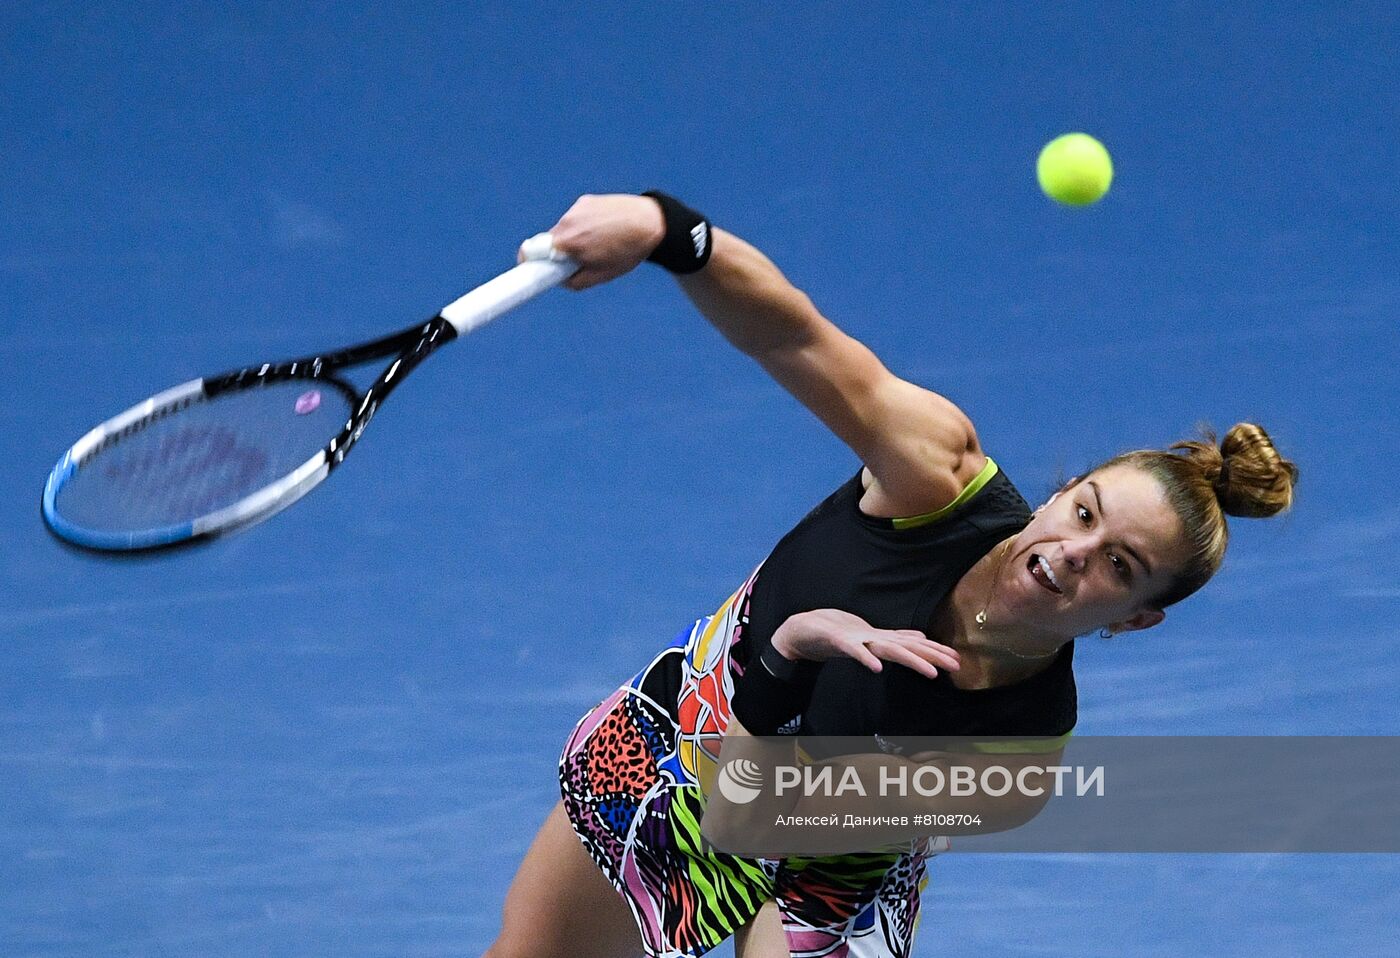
[757,642,821,684]
[730,645,823,736]
[641,190,713,274]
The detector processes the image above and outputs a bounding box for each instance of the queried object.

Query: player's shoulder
[862,378,985,514]
[860,446,988,519]
[874,375,980,449]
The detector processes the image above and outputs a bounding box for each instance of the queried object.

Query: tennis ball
[1036,133,1113,206]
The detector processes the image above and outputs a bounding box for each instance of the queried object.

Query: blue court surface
[3,3,1398,955]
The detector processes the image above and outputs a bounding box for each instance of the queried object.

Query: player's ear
[1107,608,1165,635]
[1035,475,1080,515]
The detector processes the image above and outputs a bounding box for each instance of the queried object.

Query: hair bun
[1170,423,1297,519]
[1215,423,1298,518]
[1211,458,1232,496]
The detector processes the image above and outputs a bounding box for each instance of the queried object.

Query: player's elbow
[699,785,790,857]
[993,790,1054,832]
[964,780,1057,835]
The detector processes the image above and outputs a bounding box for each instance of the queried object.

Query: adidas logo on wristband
[690,222,709,259]
[642,190,713,274]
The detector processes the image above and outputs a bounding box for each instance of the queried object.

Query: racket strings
[103,424,271,517]
[54,381,355,532]
[80,394,202,466]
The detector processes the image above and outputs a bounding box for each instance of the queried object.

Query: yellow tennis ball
[1037,133,1114,206]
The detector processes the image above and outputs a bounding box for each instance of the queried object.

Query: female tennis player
[485,193,1297,958]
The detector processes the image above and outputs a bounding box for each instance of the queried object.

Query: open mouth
[1028,553,1063,595]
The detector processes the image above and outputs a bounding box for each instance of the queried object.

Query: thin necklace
[973,539,1011,630]
[973,538,1058,663]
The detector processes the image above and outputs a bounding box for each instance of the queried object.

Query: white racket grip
[439,234,577,336]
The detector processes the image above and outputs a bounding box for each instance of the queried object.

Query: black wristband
[728,643,823,736]
[758,642,822,684]
[641,190,713,274]
[732,654,816,736]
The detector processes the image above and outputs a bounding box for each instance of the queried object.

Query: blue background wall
[3,3,1397,954]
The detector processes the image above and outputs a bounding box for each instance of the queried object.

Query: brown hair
[1090,423,1299,609]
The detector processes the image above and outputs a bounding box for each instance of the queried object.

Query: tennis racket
[42,234,577,552]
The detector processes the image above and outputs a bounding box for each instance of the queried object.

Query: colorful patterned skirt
[559,575,942,958]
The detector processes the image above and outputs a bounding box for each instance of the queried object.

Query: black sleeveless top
[729,463,1077,743]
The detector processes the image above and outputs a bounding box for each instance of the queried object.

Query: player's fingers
[888,632,960,671]
[565,269,610,291]
[893,629,959,656]
[865,640,940,680]
[890,633,957,661]
[844,639,885,674]
[907,643,962,673]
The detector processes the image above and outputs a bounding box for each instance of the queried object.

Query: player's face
[996,465,1189,639]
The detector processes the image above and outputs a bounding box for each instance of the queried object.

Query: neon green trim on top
[964,729,1075,754]
[890,457,1000,530]
[796,730,1073,763]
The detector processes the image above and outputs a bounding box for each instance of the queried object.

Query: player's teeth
[1038,555,1062,592]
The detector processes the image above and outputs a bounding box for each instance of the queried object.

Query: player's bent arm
[698,716,801,854]
[677,228,984,514]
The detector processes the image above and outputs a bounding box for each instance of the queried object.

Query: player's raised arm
[541,192,985,515]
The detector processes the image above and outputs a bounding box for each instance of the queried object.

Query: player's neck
[940,541,1064,687]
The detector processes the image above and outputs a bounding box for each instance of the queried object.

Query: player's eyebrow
[1088,480,1152,577]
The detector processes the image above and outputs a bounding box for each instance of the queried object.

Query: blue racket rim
[41,376,345,553]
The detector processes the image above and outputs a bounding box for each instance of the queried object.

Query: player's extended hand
[522,194,665,291]
[770,609,961,679]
